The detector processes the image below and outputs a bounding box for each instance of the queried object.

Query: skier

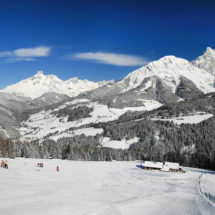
[5,160,8,169]
[1,160,4,168]
[56,166,59,172]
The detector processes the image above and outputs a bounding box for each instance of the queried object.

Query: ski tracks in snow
[199,173,215,208]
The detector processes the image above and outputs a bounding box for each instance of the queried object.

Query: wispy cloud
[72,52,149,66]
[0,46,51,62]
[14,46,51,57]
[5,57,36,63]
[0,51,14,58]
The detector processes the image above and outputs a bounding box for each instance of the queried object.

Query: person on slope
[56,166,59,172]
[1,160,4,168]
[5,160,8,169]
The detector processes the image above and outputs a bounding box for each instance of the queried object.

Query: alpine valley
[1,47,215,170]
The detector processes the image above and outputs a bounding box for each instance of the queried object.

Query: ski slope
[0,158,215,215]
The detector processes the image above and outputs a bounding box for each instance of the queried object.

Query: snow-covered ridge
[0,71,114,99]
[118,54,215,94]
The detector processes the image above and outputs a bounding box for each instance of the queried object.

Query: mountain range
[1,70,114,99]
[1,47,215,169]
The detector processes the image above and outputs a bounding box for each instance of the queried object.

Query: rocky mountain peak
[116,53,215,95]
[192,47,215,76]
[205,46,215,54]
[36,70,44,75]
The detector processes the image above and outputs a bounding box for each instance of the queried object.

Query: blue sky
[0,0,215,88]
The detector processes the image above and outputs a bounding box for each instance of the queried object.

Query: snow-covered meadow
[0,158,215,215]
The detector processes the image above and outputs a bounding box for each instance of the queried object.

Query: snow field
[152,113,213,125]
[0,158,215,215]
[100,137,139,149]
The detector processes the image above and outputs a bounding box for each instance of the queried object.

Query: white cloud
[14,46,51,57]
[73,52,149,66]
[0,46,51,62]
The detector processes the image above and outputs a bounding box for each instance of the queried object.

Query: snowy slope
[117,55,215,94]
[0,158,214,215]
[28,92,70,108]
[200,173,215,206]
[192,47,215,76]
[18,98,161,142]
[0,71,114,99]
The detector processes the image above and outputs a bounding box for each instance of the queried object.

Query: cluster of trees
[53,105,93,122]
[0,137,15,158]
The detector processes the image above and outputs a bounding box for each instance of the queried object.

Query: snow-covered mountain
[192,47,215,76]
[85,49,215,108]
[2,47,215,101]
[0,71,114,99]
[118,55,215,94]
